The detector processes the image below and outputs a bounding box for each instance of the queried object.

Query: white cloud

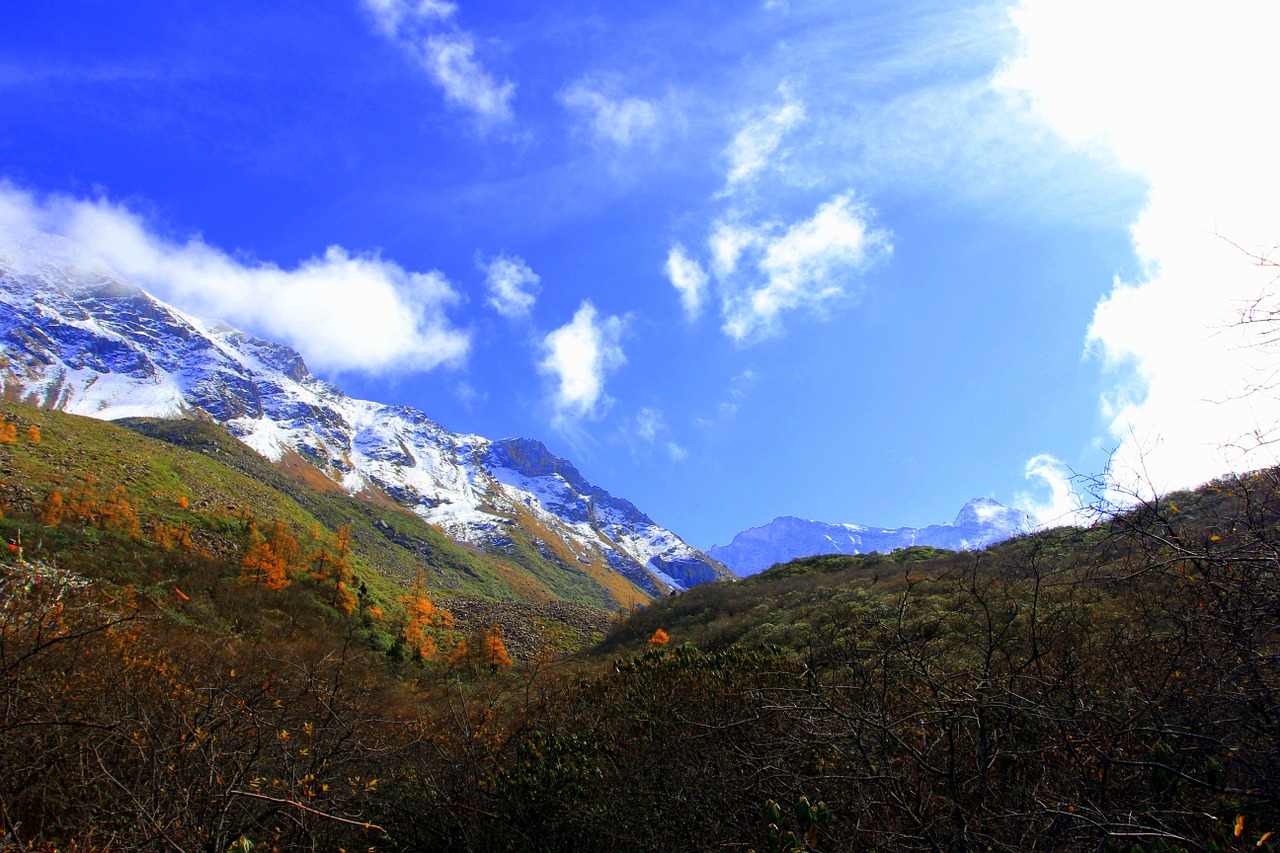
[637,406,663,442]
[670,83,888,342]
[539,301,626,424]
[664,243,708,321]
[712,193,890,342]
[361,0,513,123]
[480,252,540,319]
[721,92,805,193]
[632,406,688,462]
[0,184,469,375]
[717,367,757,419]
[422,33,515,122]
[1000,0,1280,501]
[364,0,455,37]
[560,81,659,149]
[1016,453,1091,528]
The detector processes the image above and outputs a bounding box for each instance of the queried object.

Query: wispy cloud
[364,0,456,36]
[361,0,514,124]
[479,252,540,319]
[1016,453,1089,528]
[721,90,805,194]
[634,406,687,461]
[716,367,757,420]
[538,301,627,424]
[710,193,890,343]
[1000,0,1280,501]
[666,79,889,340]
[559,79,660,149]
[664,243,708,322]
[0,184,470,375]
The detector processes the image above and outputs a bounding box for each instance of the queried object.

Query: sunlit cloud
[538,300,627,424]
[664,243,708,322]
[361,0,513,123]
[0,184,470,375]
[720,90,805,194]
[559,80,659,149]
[364,0,455,37]
[711,193,890,343]
[1016,453,1089,528]
[1001,0,1280,501]
[669,77,889,342]
[479,252,540,319]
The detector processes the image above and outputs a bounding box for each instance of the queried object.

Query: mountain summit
[0,235,732,601]
[708,498,1032,576]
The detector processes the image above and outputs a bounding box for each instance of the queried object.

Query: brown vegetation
[4,416,1280,850]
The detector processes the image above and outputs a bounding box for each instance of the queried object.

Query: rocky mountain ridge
[0,234,732,599]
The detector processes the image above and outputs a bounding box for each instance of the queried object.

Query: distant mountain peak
[709,499,1031,576]
[954,497,1024,526]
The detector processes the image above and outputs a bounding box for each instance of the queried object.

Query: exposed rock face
[709,498,1032,576]
[0,234,733,596]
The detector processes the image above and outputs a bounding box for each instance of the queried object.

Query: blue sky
[3,0,1278,549]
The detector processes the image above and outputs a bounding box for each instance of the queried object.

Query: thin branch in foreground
[226,790,385,834]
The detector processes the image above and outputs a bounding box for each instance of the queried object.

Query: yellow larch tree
[100,486,141,535]
[478,621,513,671]
[402,566,455,660]
[240,524,291,591]
[40,491,64,526]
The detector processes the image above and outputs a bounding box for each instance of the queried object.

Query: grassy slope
[0,398,624,655]
[0,398,646,611]
[116,416,523,599]
[118,416,648,610]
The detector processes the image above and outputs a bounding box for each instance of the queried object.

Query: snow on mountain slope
[708,497,1033,576]
[0,235,732,597]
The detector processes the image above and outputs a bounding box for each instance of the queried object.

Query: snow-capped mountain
[0,234,731,598]
[708,498,1032,576]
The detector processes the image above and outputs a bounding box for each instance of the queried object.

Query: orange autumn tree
[239,524,291,591]
[0,422,16,443]
[25,425,40,443]
[648,628,670,648]
[67,478,100,526]
[451,622,513,674]
[330,524,356,615]
[402,567,454,660]
[40,491,64,526]
[99,486,141,535]
[265,521,301,573]
[309,524,357,615]
[477,621,513,671]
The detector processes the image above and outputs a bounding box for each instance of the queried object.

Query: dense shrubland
[371,470,1280,851]
[2,398,1280,850]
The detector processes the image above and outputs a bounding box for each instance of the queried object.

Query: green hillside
[116,414,646,610]
[0,397,644,606]
[0,398,615,650]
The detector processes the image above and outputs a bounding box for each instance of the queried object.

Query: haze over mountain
[0,234,732,598]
